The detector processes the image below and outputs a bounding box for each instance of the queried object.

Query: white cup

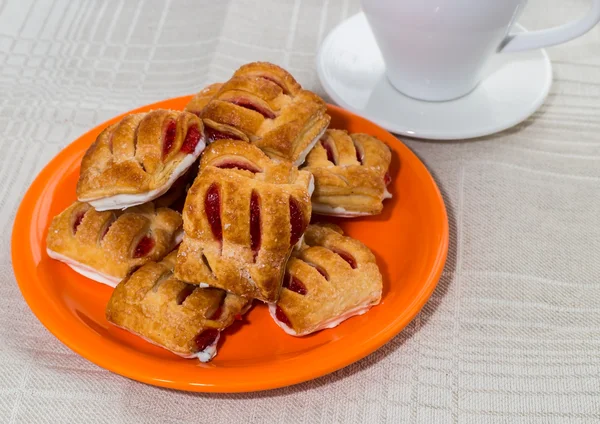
[362,0,600,101]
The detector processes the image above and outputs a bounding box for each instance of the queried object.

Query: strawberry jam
[72,210,86,234]
[322,140,336,164]
[162,120,177,158]
[215,160,260,173]
[205,184,222,242]
[205,126,241,143]
[250,191,261,254]
[194,329,219,352]
[289,197,305,246]
[180,124,202,154]
[283,274,307,295]
[275,306,292,327]
[133,235,155,258]
[229,97,275,119]
[333,249,357,269]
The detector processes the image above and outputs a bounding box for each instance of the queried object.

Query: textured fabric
[2,0,600,422]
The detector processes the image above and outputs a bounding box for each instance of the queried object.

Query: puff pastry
[184,83,223,116]
[77,109,206,211]
[106,252,251,362]
[270,223,382,336]
[175,140,313,303]
[198,62,330,165]
[46,201,183,287]
[301,130,392,217]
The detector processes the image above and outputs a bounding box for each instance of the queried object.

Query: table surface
[2,0,599,422]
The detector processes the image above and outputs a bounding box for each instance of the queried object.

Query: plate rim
[11,96,449,392]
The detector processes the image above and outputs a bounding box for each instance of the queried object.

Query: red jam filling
[201,254,214,275]
[354,144,363,164]
[176,285,195,305]
[180,124,202,154]
[322,140,336,164]
[250,191,261,254]
[205,184,222,242]
[162,120,177,158]
[258,75,289,94]
[288,197,305,246]
[333,249,357,269]
[99,218,115,241]
[275,306,292,327]
[194,329,219,352]
[283,274,307,295]
[205,126,241,143]
[133,235,155,258]
[384,171,392,186]
[72,210,86,234]
[312,265,329,280]
[228,97,275,119]
[214,159,261,173]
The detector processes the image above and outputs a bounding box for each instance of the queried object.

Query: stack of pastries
[46,62,393,362]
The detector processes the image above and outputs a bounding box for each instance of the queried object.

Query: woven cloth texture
[1,0,600,422]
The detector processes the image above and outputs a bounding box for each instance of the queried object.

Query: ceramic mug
[362,0,600,101]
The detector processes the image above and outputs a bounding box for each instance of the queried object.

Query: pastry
[77,109,206,211]
[46,201,183,287]
[153,163,199,212]
[175,140,313,303]
[301,130,392,217]
[270,223,382,336]
[184,83,223,116]
[106,252,251,362]
[198,62,330,165]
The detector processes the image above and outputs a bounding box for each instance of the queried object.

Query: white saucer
[316,13,553,140]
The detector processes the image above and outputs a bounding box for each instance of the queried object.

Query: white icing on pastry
[315,304,373,331]
[47,232,182,288]
[311,203,372,217]
[311,181,391,217]
[192,333,220,362]
[81,140,206,211]
[269,303,375,336]
[293,127,327,167]
[46,249,121,287]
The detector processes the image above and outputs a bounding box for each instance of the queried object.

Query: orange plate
[12,97,448,393]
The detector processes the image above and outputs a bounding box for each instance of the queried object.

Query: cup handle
[499,0,600,52]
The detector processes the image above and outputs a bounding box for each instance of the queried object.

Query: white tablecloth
[2,0,600,422]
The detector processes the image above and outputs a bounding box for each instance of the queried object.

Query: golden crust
[174,140,313,303]
[301,130,392,216]
[106,252,250,358]
[77,109,205,203]
[184,83,223,116]
[46,201,182,282]
[198,62,330,165]
[234,62,302,95]
[274,224,383,335]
